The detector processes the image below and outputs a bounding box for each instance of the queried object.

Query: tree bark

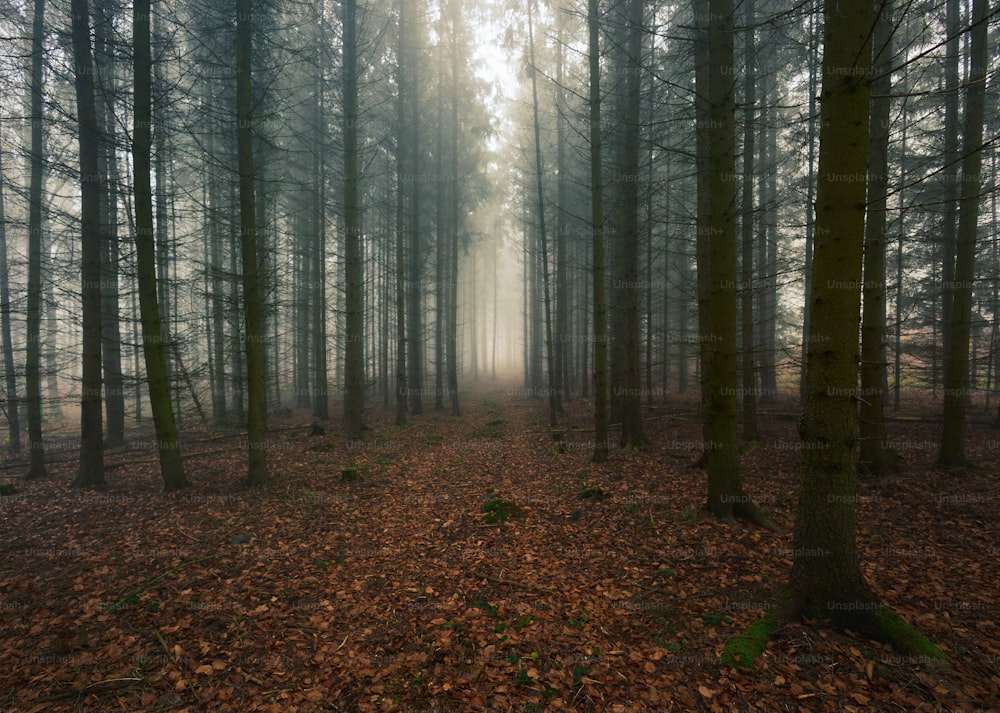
[526,0,558,429]
[939,0,988,466]
[236,0,268,486]
[588,0,608,463]
[723,0,943,666]
[739,0,759,442]
[71,0,106,488]
[616,0,647,449]
[133,0,188,491]
[0,118,21,454]
[24,0,46,480]
[343,0,364,441]
[859,0,899,476]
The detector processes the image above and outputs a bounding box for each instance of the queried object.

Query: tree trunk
[343,0,364,441]
[447,0,462,417]
[24,0,46,480]
[132,0,188,491]
[394,0,409,426]
[236,0,268,485]
[723,0,943,666]
[71,0,106,488]
[95,0,124,448]
[859,0,899,476]
[526,0,558,429]
[939,0,988,466]
[739,0,759,442]
[588,0,608,463]
[0,118,21,454]
[616,0,647,449]
[699,0,757,522]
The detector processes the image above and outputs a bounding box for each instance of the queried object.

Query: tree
[236,0,268,486]
[859,0,899,476]
[738,0,759,442]
[133,0,189,491]
[614,0,647,449]
[394,0,409,427]
[343,0,364,441]
[698,0,755,522]
[0,118,20,455]
[70,0,106,488]
[588,0,608,464]
[723,0,944,665]
[24,0,46,481]
[526,0,557,429]
[939,0,988,466]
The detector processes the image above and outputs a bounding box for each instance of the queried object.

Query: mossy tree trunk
[723,0,944,667]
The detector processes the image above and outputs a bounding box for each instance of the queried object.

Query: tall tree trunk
[739,0,759,442]
[71,0,106,488]
[407,11,424,417]
[0,119,21,454]
[526,0,558,429]
[394,0,409,426]
[434,62,446,411]
[447,0,461,417]
[133,0,188,491]
[699,0,757,522]
[616,0,647,449]
[724,0,943,666]
[859,0,899,476]
[95,0,124,448]
[343,0,364,441]
[800,0,819,405]
[24,0,46,480]
[554,12,567,408]
[236,0,268,485]
[312,49,329,421]
[939,0,961,358]
[589,0,608,463]
[939,0,988,466]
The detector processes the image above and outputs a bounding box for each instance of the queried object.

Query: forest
[0,0,998,709]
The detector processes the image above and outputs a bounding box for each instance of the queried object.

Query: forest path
[0,385,996,711]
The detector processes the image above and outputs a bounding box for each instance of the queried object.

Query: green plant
[514,614,534,630]
[443,619,467,632]
[701,613,734,627]
[572,664,588,684]
[514,666,532,686]
[481,498,521,524]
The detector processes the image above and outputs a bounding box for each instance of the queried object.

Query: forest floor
[0,383,998,712]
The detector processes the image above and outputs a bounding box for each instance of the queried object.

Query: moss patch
[720,612,778,669]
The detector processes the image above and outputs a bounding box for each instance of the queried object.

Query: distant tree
[70,0,106,488]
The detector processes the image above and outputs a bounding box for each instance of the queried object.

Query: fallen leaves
[0,387,996,711]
